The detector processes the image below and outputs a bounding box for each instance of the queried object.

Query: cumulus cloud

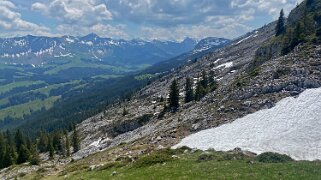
[2,0,304,40]
[31,0,129,38]
[0,0,50,37]
[107,0,300,40]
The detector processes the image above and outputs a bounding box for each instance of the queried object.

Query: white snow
[174,88,321,161]
[214,62,233,69]
[89,138,102,147]
[214,58,222,64]
[65,37,75,43]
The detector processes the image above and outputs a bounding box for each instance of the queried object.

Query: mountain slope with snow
[0,34,229,67]
[174,87,321,161]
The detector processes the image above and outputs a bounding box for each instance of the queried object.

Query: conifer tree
[38,131,48,153]
[30,144,41,165]
[122,107,128,116]
[195,81,206,101]
[17,144,30,164]
[47,136,54,159]
[3,145,15,167]
[168,79,180,111]
[14,130,25,151]
[200,71,209,90]
[72,127,80,153]
[185,77,194,103]
[276,9,286,36]
[0,134,6,168]
[64,131,70,157]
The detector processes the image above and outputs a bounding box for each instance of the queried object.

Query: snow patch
[214,62,233,69]
[173,88,321,161]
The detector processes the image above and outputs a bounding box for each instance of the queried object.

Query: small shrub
[96,162,126,171]
[223,153,246,161]
[177,146,192,152]
[256,152,294,163]
[133,150,173,168]
[115,156,133,163]
[197,153,215,162]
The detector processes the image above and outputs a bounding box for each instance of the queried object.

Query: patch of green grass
[0,96,60,120]
[44,58,132,75]
[62,150,321,180]
[30,80,81,96]
[134,74,156,81]
[0,81,44,94]
[0,98,9,107]
[93,74,123,80]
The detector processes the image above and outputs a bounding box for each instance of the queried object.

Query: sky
[0,0,303,41]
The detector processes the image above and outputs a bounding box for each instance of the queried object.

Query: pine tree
[122,107,128,116]
[72,127,80,153]
[200,71,209,90]
[276,9,286,36]
[14,130,25,151]
[195,81,207,101]
[47,137,54,159]
[3,145,15,167]
[38,131,48,153]
[291,22,303,48]
[30,144,41,165]
[168,79,180,111]
[17,144,30,164]
[209,71,218,92]
[185,77,194,103]
[0,134,6,168]
[64,131,70,157]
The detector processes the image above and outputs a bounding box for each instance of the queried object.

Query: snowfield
[174,88,321,161]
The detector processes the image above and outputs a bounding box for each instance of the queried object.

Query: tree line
[166,70,218,112]
[0,125,80,169]
[275,0,321,55]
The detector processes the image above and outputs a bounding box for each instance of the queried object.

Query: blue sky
[0,0,302,41]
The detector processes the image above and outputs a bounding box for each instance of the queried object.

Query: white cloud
[56,23,128,39]
[31,0,126,38]
[0,0,50,37]
[32,0,112,25]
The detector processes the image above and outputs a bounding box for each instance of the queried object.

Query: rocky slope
[74,20,321,161]
[2,1,321,178]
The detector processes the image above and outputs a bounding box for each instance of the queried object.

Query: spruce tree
[64,131,70,157]
[168,79,180,111]
[14,130,25,151]
[3,145,14,167]
[276,9,286,36]
[200,71,209,90]
[0,134,6,168]
[122,107,128,116]
[185,77,194,103]
[38,131,48,153]
[72,127,80,153]
[47,137,54,159]
[30,144,41,165]
[17,144,30,164]
[195,81,206,101]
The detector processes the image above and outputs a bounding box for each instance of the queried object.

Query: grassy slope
[22,149,321,180]
[0,96,60,120]
[0,81,44,94]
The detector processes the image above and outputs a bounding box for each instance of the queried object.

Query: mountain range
[0,34,229,67]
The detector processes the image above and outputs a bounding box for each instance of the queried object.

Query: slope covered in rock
[73,0,321,160]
